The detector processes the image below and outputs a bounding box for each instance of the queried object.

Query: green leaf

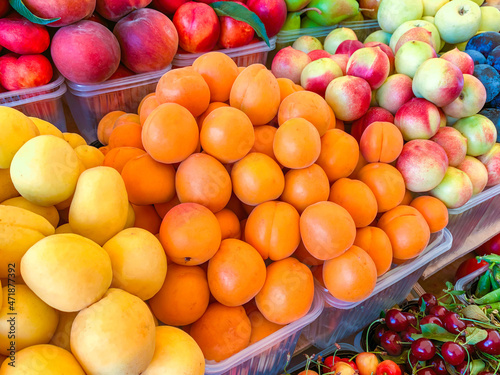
[420,299,427,313]
[379,349,410,364]
[465,327,488,345]
[448,290,466,296]
[9,0,60,25]
[410,323,457,342]
[446,281,454,290]
[210,1,270,47]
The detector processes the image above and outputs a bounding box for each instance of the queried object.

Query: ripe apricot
[300,201,356,261]
[149,264,210,326]
[230,64,280,126]
[248,310,284,345]
[108,123,144,150]
[154,195,181,219]
[273,118,321,169]
[255,257,314,325]
[401,189,414,205]
[410,195,448,233]
[200,106,255,164]
[103,147,146,173]
[354,226,393,276]
[360,121,404,163]
[113,113,140,128]
[214,209,241,240]
[348,150,368,179]
[138,93,155,115]
[208,239,266,306]
[139,95,160,126]
[323,245,377,302]
[197,102,229,130]
[131,204,162,234]
[292,241,323,266]
[317,129,359,183]
[176,153,232,213]
[121,153,176,205]
[142,103,199,164]
[231,152,285,206]
[277,77,304,102]
[97,110,125,145]
[278,91,333,136]
[245,201,300,261]
[357,163,406,213]
[156,67,210,117]
[328,178,378,228]
[378,205,431,260]
[224,193,247,221]
[250,125,278,162]
[280,164,330,214]
[159,203,221,265]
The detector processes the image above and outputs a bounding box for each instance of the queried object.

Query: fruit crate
[203,287,323,375]
[422,184,500,278]
[0,72,67,132]
[172,37,277,69]
[301,228,453,349]
[454,263,490,304]
[64,66,171,144]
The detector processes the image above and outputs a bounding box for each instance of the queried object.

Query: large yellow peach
[29,117,63,138]
[69,166,129,245]
[1,196,59,228]
[55,223,73,234]
[0,344,86,374]
[49,311,78,352]
[62,132,86,148]
[0,169,18,203]
[10,135,81,207]
[21,233,112,312]
[0,107,39,169]
[0,285,59,356]
[74,145,105,170]
[143,326,205,375]
[124,202,135,229]
[103,228,167,300]
[71,288,156,375]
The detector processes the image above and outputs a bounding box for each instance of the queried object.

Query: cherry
[429,355,448,375]
[324,356,335,368]
[374,324,388,345]
[385,309,409,332]
[475,329,500,355]
[443,313,466,334]
[441,341,466,366]
[400,326,420,343]
[420,315,444,328]
[406,352,422,371]
[411,338,436,361]
[403,312,417,327]
[417,369,437,375]
[418,293,438,313]
[429,305,448,319]
[380,330,403,356]
[455,361,471,375]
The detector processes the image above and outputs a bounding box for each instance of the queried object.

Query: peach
[458,155,489,194]
[439,48,475,75]
[21,0,95,27]
[430,167,474,209]
[346,47,390,89]
[271,47,311,84]
[329,54,349,75]
[350,107,395,142]
[441,74,487,119]
[300,58,343,97]
[308,50,331,61]
[360,121,404,163]
[152,0,189,14]
[430,127,468,167]
[51,21,121,84]
[394,27,436,53]
[325,76,372,122]
[292,36,323,54]
[108,64,135,80]
[453,114,497,156]
[246,0,287,39]
[324,27,358,54]
[394,98,441,140]
[0,54,53,91]
[375,73,415,115]
[336,40,364,56]
[0,14,50,54]
[364,42,395,74]
[478,143,500,187]
[389,20,441,55]
[395,40,437,78]
[396,139,449,192]
[96,0,152,21]
[113,8,178,74]
[218,2,254,49]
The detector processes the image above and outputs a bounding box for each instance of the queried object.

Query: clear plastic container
[172,37,277,69]
[302,228,453,349]
[64,66,171,143]
[454,264,490,304]
[203,287,324,375]
[423,184,500,278]
[0,73,67,132]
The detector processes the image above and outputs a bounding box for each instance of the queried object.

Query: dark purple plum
[464,49,487,65]
[473,64,500,102]
[466,31,500,58]
[487,45,500,74]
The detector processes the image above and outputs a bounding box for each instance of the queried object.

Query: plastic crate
[302,228,453,349]
[64,66,171,143]
[454,263,490,304]
[203,287,323,375]
[0,73,67,132]
[172,37,277,69]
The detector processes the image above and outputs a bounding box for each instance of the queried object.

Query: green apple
[479,6,500,32]
[395,41,437,78]
[378,0,423,33]
[364,30,392,45]
[292,36,323,53]
[434,0,481,44]
[323,27,358,54]
[389,20,441,53]
[422,0,449,16]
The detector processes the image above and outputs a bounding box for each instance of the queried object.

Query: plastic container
[172,37,277,69]
[203,288,323,375]
[0,73,67,132]
[302,228,453,349]
[454,263,490,304]
[64,66,171,143]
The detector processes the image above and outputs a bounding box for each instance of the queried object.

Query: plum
[487,45,500,74]
[473,64,500,103]
[465,32,500,58]
[464,49,487,65]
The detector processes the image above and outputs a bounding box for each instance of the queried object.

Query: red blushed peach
[96,0,152,22]
[394,27,436,53]
[21,0,95,27]
[336,40,364,56]
[173,2,220,53]
[300,58,343,97]
[346,47,390,89]
[438,108,447,127]
[113,8,178,74]
[478,143,500,187]
[430,167,474,209]
[376,73,414,115]
[308,50,331,61]
[0,14,50,54]
[430,127,467,167]
[396,139,449,193]
[458,156,489,194]
[395,98,441,141]
[0,1,10,18]
[107,64,135,80]
[51,20,121,84]
[218,2,254,49]
[453,115,497,157]
[439,48,474,75]
[329,54,349,75]
[272,47,311,84]
[152,0,189,14]
[0,53,53,91]
[364,42,395,74]
[442,74,487,120]
[325,76,372,122]
[360,121,404,163]
[350,107,394,142]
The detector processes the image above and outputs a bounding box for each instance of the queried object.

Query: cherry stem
[365,318,385,352]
